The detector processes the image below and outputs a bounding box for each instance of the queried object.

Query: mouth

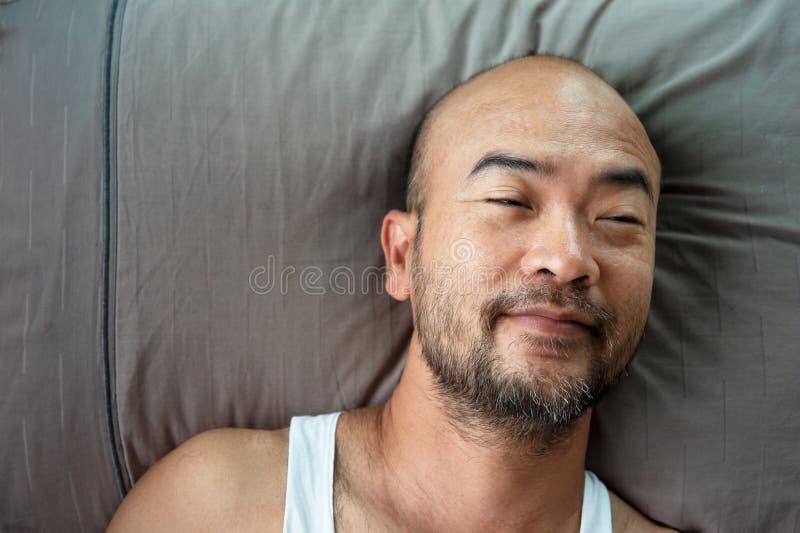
[501,306,596,337]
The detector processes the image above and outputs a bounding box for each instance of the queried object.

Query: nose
[519,211,600,288]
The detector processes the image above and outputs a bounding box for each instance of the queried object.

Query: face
[409,66,660,444]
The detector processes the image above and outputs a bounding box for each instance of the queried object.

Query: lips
[507,306,594,326]
[502,307,595,336]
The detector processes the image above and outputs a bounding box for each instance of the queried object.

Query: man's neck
[364,337,592,532]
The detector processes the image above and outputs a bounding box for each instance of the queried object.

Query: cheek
[599,253,654,322]
[414,235,487,319]
[424,211,502,281]
[421,210,475,263]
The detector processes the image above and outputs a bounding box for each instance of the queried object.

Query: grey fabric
[113,0,413,483]
[0,1,124,532]
[1,0,798,531]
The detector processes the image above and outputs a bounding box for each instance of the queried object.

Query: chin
[500,328,593,361]
[496,343,592,385]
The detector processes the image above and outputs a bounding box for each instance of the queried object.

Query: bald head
[406,55,660,214]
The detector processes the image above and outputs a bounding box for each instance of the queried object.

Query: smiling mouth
[501,312,594,338]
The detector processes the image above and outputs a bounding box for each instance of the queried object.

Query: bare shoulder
[609,490,681,533]
[107,427,289,533]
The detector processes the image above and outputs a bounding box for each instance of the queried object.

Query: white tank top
[282,412,612,533]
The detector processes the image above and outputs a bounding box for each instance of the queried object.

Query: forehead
[427,75,660,189]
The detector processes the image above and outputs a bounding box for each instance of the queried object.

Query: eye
[487,198,529,209]
[603,215,643,225]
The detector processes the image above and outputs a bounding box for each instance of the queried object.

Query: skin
[107,57,676,532]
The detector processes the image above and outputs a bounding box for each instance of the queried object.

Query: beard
[410,225,646,452]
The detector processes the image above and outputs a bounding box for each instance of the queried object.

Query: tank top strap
[282,411,341,533]
[580,469,613,533]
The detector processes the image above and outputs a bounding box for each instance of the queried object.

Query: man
[108,55,675,532]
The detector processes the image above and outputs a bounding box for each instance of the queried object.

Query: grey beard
[413,279,638,454]
[420,334,604,453]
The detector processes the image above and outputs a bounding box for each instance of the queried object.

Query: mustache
[479,285,616,338]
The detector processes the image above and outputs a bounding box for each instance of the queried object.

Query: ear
[381,209,418,301]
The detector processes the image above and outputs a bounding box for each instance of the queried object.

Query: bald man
[108,55,677,532]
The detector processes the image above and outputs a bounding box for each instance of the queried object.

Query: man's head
[382,54,660,447]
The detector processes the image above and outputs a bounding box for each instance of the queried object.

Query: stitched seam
[101,0,130,498]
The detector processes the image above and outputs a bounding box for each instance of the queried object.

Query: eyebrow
[595,167,654,204]
[466,152,654,204]
[468,153,557,178]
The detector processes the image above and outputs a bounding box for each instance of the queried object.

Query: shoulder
[107,427,289,532]
[609,490,681,533]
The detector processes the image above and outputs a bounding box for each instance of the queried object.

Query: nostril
[570,275,591,288]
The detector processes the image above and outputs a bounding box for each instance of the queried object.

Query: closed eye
[487,198,529,209]
[605,215,642,225]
